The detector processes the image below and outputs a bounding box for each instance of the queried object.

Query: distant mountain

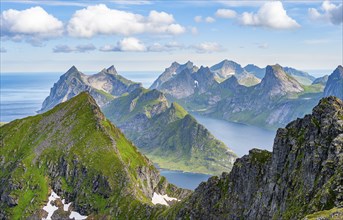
[256,64,304,97]
[210,59,244,80]
[324,65,343,100]
[244,64,266,79]
[0,92,190,219]
[180,64,323,129]
[103,88,236,175]
[38,66,141,113]
[150,64,218,99]
[283,67,316,85]
[150,61,198,90]
[312,74,329,86]
[210,60,261,86]
[167,96,343,219]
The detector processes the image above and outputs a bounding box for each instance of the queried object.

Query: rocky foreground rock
[165,96,343,219]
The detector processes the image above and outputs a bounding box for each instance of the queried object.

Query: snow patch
[42,190,87,220]
[151,192,179,206]
[42,191,60,220]
[194,80,199,88]
[69,211,87,220]
[62,199,72,211]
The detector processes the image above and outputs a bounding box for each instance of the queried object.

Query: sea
[1,71,276,190]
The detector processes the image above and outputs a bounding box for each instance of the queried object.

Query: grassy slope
[0,92,165,219]
[104,89,237,175]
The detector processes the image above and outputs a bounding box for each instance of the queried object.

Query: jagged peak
[331,65,343,76]
[264,64,288,79]
[107,65,118,75]
[65,65,79,74]
[63,65,83,79]
[198,66,211,72]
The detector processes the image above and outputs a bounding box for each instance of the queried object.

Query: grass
[305,207,343,220]
[0,92,169,219]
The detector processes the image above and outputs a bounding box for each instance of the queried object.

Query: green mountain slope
[0,92,190,219]
[103,88,237,175]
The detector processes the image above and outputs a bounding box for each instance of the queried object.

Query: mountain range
[37,66,237,175]
[151,61,342,129]
[1,93,342,219]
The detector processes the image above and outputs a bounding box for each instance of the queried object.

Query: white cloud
[194,15,202,23]
[190,26,198,35]
[308,0,342,25]
[1,6,63,44]
[0,47,7,53]
[239,1,300,29]
[100,37,146,52]
[215,9,237,19]
[192,42,225,53]
[53,44,96,53]
[148,41,184,52]
[67,4,185,38]
[194,15,215,23]
[205,16,215,23]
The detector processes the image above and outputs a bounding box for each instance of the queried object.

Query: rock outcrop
[167,96,343,219]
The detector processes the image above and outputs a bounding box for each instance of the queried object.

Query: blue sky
[1,0,342,74]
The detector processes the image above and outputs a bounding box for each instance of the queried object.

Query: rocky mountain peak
[63,65,82,78]
[323,65,343,100]
[106,65,117,75]
[259,64,304,97]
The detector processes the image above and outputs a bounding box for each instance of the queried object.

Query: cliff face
[0,92,190,219]
[324,65,343,100]
[168,96,343,219]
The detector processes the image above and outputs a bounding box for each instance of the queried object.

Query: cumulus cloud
[190,26,198,35]
[100,37,146,52]
[215,9,237,19]
[194,15,202,23]
[308,0,342,25]
[148,41,184,52]
[192,42,225,53]
[1,6,63,44]
[67,4,185,38]
[239,1,300,29]
[205,16,215,23]
[194,15,215,23]
[53,44,96,53]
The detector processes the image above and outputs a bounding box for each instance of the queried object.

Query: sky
[0,0,342,74]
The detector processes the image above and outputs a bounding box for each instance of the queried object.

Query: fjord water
[192,114,276,157]
[1,72,275,190]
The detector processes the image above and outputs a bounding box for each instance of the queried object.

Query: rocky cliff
[0,92,190,219]
[324,65,343,100]
[38,66,141,113]
[166,96,343,219]
[103,88,237,175]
